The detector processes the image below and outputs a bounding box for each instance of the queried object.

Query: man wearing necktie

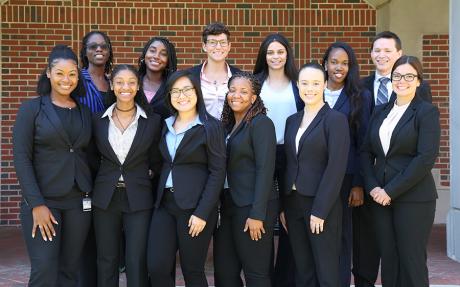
[356,31,433,287]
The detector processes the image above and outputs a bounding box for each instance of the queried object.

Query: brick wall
[422,34,450,187]
[0,0,390,225]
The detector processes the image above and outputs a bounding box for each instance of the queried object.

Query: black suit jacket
[13,96,93,208]
[361,96,440,201]
[284,105,350,219]
[226,114,277,221]
[156,116,226,220]
[91,109,162,212]
[361,72,432,112]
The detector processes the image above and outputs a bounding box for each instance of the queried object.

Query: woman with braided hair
[214,71,278,287]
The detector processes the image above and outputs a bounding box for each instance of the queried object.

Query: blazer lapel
[297,105,329,155]
[288,111,303,157]
[159,125,172,162]
[332,89,348,111]
[98,116,122,165]
[174,125,202,158]
[73,102,89,146]
[387,98,421,155]
[124,116,147,163]
[41,96,71,145]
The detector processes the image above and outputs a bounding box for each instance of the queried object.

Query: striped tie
[376,77,390,105]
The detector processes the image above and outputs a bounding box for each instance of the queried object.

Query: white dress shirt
[324,87,343,108]
[373,73,393,105]
[200,61,233,119]
[379,102,410,155]
[102,103,147,181]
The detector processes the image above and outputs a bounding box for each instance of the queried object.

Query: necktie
[376,77,390,105]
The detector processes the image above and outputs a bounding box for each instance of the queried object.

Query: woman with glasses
[138,36,177,119]
[147,70,226,287]
[361,55,440,287]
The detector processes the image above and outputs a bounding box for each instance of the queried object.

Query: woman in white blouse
[361,55,440,287]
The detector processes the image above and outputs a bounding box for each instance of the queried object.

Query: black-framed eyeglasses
[391,73,418,82]
[170,87,195,98]
[87,43,109,51]
[206,40,229,47]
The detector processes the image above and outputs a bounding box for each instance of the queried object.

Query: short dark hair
[299,62,327,82]
[138,36,177,81]
[80,31,113,74]
[202,22,230,43]
[164,70,210,122]
[253,33,298,82]
[106,64,148,110]
[371,31,402,51]
[391,55,424,81]
[37,44,86,99]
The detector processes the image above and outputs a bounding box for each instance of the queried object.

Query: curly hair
[80,31,113,75]
[221,71,267,132]
[138,36,177,81]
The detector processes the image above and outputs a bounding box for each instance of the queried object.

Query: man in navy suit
[355,31,433,287]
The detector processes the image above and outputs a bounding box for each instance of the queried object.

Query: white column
[447,0,460,263]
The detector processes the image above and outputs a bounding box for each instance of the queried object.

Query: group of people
[12,21,440,287]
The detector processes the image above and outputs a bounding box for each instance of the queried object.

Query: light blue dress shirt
[164,115,203,188]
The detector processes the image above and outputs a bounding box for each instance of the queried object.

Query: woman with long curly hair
[214,71,278,287]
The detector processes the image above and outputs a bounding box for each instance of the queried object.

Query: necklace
[115,105,136,112]
[114,108,136,133]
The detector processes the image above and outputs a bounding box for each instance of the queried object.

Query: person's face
[170,76,198,114]
[297,67,326,107]
[111,69,139,105]
[144,40,168,73]
[325,48,349,87]
[227,77,257,115]
[391,63,420,99]
[266,41,287,71]
[371,38,402,75]
[85,33,110,67]
[46,59,79,98]
[202,33,231,63]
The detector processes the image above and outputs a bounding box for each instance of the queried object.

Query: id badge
[82,197,92,212]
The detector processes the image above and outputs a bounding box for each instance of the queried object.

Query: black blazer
[226,114,277,221]
[361,72,432,112]
[188,63,242,86]
[156,116,226,220]
[331,89,372,187]
[91,109,162,212]
[13,96,93,208]
[284,105,350,219]
[361,96,440,202]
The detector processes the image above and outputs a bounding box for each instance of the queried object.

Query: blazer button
[69,148,74,153]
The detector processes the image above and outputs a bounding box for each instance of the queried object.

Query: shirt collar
[375,72,391,83]
[164,115,203,134]
[324,87,343,97]
[200,61,232,83]
[101,103,147,119]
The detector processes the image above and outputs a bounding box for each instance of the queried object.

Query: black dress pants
[147,189,217,287]
[284,191,342,287]
[93,187,152,287]
[20,202,91,287]
[338,175,353,287]
[351,193,379,287]
[371,200,435,287]
[214,193,278,287]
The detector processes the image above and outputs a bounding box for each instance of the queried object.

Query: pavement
[0,224,459,286]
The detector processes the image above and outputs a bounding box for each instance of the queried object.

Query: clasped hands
[370,186,391,206]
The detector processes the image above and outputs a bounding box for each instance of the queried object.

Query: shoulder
[17,96,42,115]
[360,73,375,86]
[325,108,348,126]
[229,64,242,74]
[286,111,302,124]
[416,100,439,117]
[251,113,274,128]
[188,64,203,75]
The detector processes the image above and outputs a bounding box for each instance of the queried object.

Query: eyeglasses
[87,43,109,51]
[170,87,195,98]
[391,73,418,82]
[206,40,229,47]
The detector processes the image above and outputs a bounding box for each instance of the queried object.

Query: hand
[32,205,58,241]
[244,218,266,241]
[370,187,391,206]
[348,186,364,207]
[310,215,325,234]
[279,212,288,233]
[188,215,206,237]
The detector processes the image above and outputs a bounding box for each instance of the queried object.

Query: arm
[249,116,277,221]
[13,99,45,208]
[311,112,350,220]
[384,106,440,199]
[149,116,163,178]
[360,111,381,193]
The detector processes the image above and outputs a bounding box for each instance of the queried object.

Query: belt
[116,181,126,188]
[164,187,174,193]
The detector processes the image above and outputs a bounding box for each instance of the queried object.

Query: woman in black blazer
[321,41,372,286]
[91,64,162,287]
[138,36,177,119]
[283,63,350,287]
[147,70,226,287]
[361,56,440,287]
[213,72,278,287]
[13,45,92,286]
